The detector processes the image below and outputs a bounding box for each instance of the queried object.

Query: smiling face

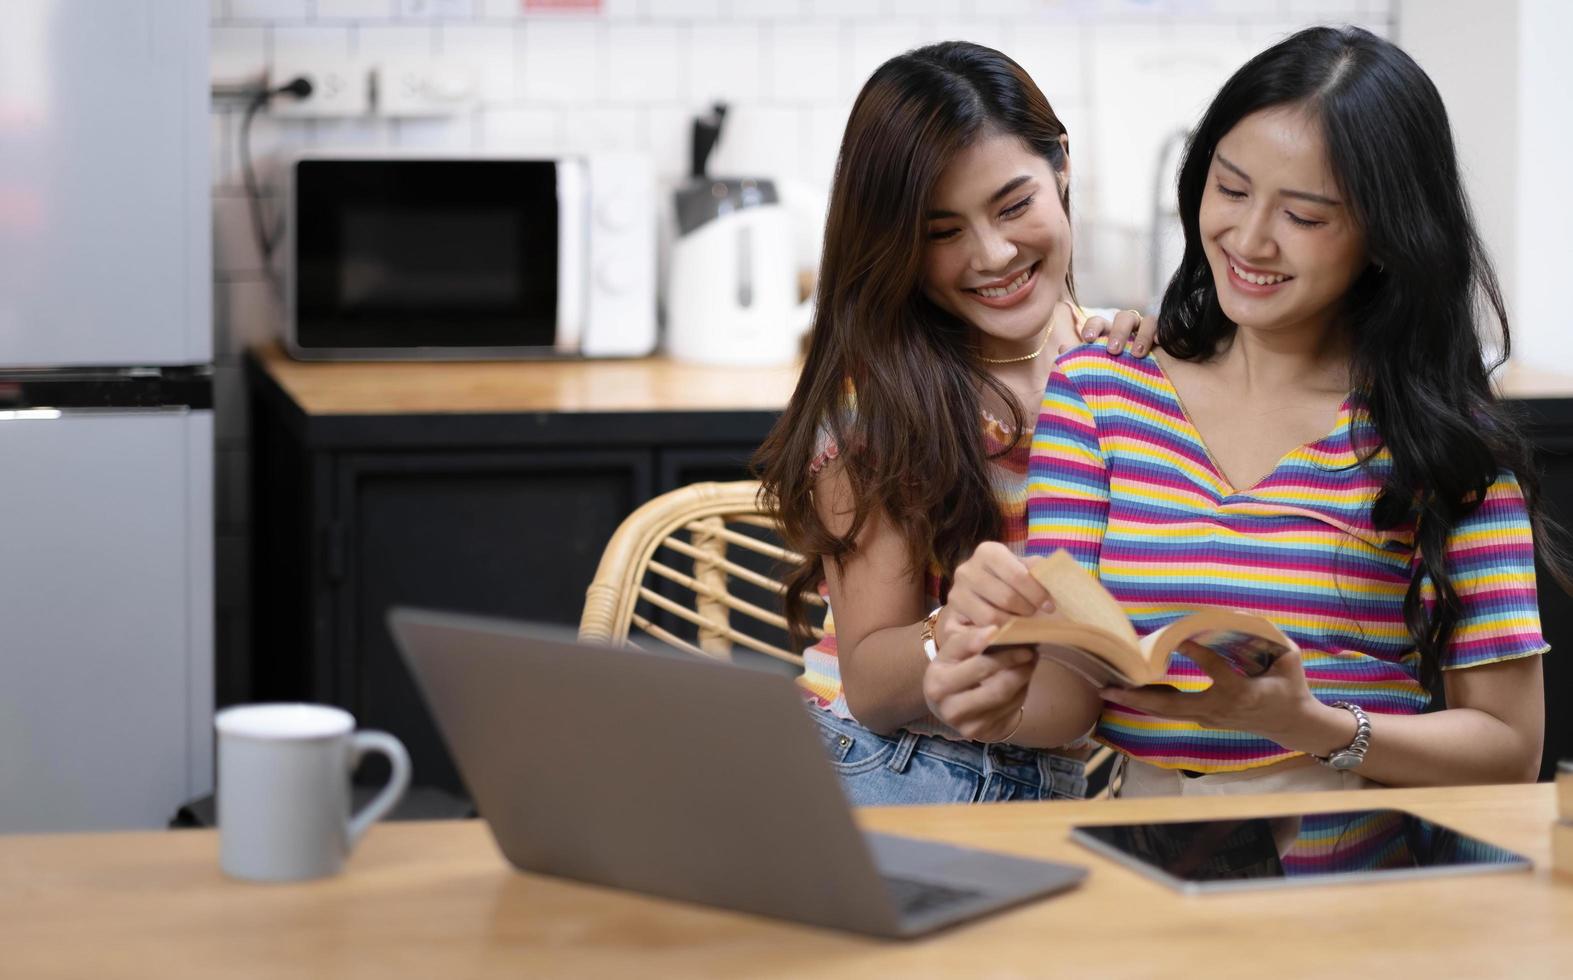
[921,131,1073,358]
[1198,106,1369,340]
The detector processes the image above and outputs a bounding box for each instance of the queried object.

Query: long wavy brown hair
[754,41,1075,649]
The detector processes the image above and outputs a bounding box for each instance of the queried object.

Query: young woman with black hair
[755,42,1156,806]
[926,25,1562,795]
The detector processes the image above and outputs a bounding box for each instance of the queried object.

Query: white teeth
[1231,262,1288,286]
[975,266,1033,298]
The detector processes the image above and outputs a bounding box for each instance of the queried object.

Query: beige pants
[1114,754,1372,797]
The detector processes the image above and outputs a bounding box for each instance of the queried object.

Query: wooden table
[7,784,1569,978]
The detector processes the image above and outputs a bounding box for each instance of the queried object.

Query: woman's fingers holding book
[949,542,1055,632]
[931,623,1016,667]
[924,628,1035,734]
[926,660,1034,740]
[1102,645,1320,742]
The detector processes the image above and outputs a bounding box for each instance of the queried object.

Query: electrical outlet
[269,58,372,118]
[374,59,475,117]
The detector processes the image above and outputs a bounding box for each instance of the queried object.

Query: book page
[1140,610,1295,679]
[1027,551,1139,647]
[1186,629,1291,677]
[1032,643,1142,689]
[991,617,1149,684]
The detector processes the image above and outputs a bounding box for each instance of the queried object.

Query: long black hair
[1159,26,1565,686]
[755,41,1076,649]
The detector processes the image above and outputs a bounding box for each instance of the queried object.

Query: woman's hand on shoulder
[1049,307,1157,358]
[923,623,1037,742]
[937,542,1054,647]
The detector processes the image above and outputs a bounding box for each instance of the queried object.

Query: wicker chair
[578,478,1115,797]
[579,480,823,663]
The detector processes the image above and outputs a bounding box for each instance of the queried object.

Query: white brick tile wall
[562,105,649,151]
[1009,23,1086,107]
[273,25,356,61]
[689,23,764,102]
[400,0,478,17]
[767,23,842,103]
[604,24,685,102]
[707,103,804,179]
[519,19,603,100]
[229,0,310,20]
[1286,0,1369,20]
[440,23,519,100]
[478,0,526,17]
[313,115,399,146]
[356,23,440,60]
[395,113,479,146]
[480,106,567,150]
[804,98,852,190]
[810,0,879,18]
[847,22,925,91]
[211,26,269,87]
[728,0,808,19]
[985,0,1063,15]
[883,0,965,17]
[319,0,399,19]
[648,103,696,179]
[649,0,726,19]
[598,0,645,20]
[929,20,1004,54]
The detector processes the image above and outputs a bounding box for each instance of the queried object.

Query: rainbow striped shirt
[1027,347,1548,773]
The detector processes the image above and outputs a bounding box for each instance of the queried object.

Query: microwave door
[555,159,588,355]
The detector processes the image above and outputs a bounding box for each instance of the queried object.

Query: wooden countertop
[5,783,1568,978]
[251,342,803,416]
[253,343,1573,418]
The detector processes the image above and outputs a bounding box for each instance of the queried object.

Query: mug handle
[345,730,412,849]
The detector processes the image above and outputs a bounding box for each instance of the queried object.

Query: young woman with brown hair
[755,41,1154,806]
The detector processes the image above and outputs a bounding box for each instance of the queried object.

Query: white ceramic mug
[215,703,411,882]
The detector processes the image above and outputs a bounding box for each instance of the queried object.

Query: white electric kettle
[665,106,815,366]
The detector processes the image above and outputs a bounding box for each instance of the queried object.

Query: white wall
[208,0,1396,695]
[1516,0,1573,366]
[1400,0,1518,336]
[1403,0,1573,369]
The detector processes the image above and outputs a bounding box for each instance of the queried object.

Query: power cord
[238,77,313,275]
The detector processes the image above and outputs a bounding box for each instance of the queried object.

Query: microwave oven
[285,152,656,360]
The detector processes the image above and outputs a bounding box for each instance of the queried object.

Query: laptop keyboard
[881,875,982,916]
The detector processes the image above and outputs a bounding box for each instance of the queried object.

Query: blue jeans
[807,709,1088,806]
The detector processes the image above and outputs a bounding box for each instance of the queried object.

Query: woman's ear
[1057,133,1072,194]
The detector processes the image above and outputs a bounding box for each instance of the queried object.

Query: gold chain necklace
[976,329,1050,365]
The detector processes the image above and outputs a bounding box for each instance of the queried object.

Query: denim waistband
[816,709,1086,782]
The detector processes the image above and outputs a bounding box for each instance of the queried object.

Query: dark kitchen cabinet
[243,345,793,794]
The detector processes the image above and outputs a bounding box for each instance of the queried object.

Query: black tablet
[1071,808,1531,893]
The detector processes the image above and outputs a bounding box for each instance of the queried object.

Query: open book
[988,550,1296,688]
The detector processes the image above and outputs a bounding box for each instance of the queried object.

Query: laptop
[389,607,1087,938]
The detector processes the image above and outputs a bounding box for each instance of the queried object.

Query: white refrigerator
[0,1,213,830]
